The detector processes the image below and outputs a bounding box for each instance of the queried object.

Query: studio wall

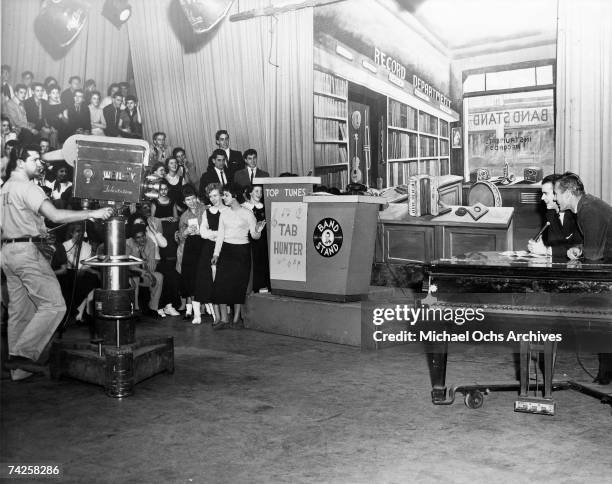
[315,0,452,107]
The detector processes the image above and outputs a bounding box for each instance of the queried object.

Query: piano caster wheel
[465,390,484,409]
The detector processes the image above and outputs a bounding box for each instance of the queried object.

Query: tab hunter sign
[269,202,307,281]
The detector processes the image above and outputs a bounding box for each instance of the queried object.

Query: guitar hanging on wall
[363,108,371,187]
[350,110,363,184]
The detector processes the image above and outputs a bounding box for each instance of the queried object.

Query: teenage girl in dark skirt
[191,183,225,324]
[164,157,186,214]
[211,183,266,329]
[150,179,181,315]
[177,185,206,320]
[243,184,270,293]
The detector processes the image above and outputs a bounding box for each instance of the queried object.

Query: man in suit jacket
[23,83,49,132]
[102,93,124,137]
[554,172,612,385]
[233,148,270,188]
[214,129,244,178]
[60,76,82,108]
[64,89,91,138]
[5,83,38,143]
[527,174,582,258]
[199,149,230,201]
[118,95,143,139]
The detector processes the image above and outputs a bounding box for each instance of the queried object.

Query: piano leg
[519,341,557,399]
[595,353,612,385]
[543,341,556,399]
[519,341,530,398]
[428,342,448,403]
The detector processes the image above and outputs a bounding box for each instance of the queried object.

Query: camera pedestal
[50,216,175,397]
[49,335,174,398]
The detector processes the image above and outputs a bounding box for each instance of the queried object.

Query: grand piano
[423,251,612,415]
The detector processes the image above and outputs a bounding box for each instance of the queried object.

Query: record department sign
[313,218,343,257]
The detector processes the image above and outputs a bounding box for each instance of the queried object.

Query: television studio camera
[43,135,174,398]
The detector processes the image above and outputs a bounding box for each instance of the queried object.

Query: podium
[247,179,388,345]
[255,180,385,301]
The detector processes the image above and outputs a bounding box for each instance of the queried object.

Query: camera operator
[0,145,113,381]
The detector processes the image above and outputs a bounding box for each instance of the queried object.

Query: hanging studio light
[178,0,235,34]
[35,0,89,48]
[102,0,132,27]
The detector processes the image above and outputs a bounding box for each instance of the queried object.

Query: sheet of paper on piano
[501,250,548,258]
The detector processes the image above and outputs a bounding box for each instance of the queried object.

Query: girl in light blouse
[211,183,265,329]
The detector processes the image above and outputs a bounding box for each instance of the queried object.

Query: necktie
[115,109,119,127]
[221,171,226,185]
[37,101,42,118]
[1,83,9,98]
[75,104,80,113]
[250,169,254,184]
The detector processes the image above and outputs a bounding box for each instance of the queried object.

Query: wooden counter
[376,204,514,264]
[462,181,544,248]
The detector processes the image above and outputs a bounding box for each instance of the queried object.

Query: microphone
[533,221,550,241]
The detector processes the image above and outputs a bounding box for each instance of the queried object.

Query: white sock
[76,300,87,320]
[186,303,192,316]
[192,301,201,318]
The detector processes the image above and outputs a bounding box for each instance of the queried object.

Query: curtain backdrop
[127,0,313,180]
[1,0,130,93]
[556,0,612,203]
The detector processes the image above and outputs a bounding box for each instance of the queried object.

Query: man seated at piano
[527,174,583,257]
[554,172,612,261]
[554,172,612,385]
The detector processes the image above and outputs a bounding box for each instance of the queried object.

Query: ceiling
[394,0,558,53]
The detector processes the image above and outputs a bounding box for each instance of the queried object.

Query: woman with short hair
[211,183,266,329]
[191,183,225,324]
[178,185,206,320]
[88,90,106,136]
[165,157,187,212]
[243,184,270,293]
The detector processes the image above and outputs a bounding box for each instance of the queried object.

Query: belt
[1,236,44,244]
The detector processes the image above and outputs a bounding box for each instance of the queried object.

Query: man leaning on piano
[528,172,612,384]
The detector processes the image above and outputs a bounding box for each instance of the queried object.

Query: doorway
[348,83,386,189]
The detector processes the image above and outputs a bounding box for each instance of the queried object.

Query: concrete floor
[2,314,612,484]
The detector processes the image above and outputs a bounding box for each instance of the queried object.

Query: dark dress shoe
[141,308,159,319]
[593,374,611,385]
[212,321,229,331]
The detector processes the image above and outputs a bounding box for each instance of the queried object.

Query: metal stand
[49,216,174,397]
